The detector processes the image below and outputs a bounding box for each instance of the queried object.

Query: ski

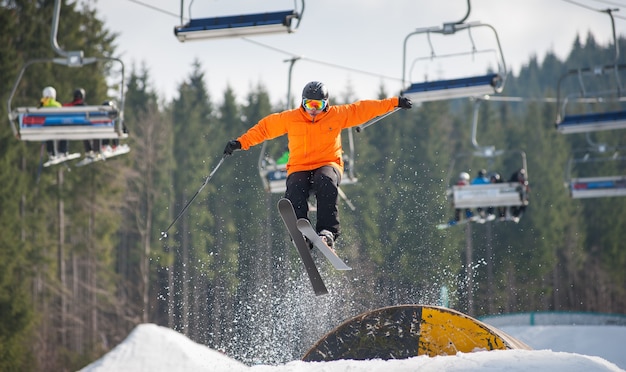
[437,215,484,230]
[43,152,81,167]
[277,198,328,296]
[437,213,503,229]
[75,152,105,167]
[296,219,352,271]
[75,144,130,168]
[101,144,131,159]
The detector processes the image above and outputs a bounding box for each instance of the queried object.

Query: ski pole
[355,107,402,132]
[159,155,227,240]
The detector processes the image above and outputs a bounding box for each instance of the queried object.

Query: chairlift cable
[561,0,626,19]
[590,0,626,9]
[127,0,184,20]
[562,0,607,11]
[242,38,403,82]
[118,0,403,84]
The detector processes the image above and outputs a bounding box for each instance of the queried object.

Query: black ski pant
[284,166,341,239]
[46,140,68,155]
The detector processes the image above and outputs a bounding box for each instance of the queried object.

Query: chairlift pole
[470,98,483,151]
[603,8,622,95]
[456,0,471,25]
[486,221,494,314]
[180,0,184,26]
[50,0,86,64]
[603,9,620,66]
[465,222,474,316]
[470,98,499,157]
[50,0,69,58]
[285,57,300,109]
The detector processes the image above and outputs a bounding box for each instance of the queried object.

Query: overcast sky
[94,0,626,105]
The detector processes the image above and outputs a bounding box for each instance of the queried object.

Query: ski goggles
[302,98,328,111]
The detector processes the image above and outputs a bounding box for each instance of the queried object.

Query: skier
[471,169,490,218]
[40,86,68,161]
[448,171,472,226]
[64,88,99,160]
[224,81,413,249]
[509,168,529,221]
[488,171,505,219]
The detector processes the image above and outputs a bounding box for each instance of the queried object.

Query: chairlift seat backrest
[16,105,126,141]
[557,110,626,134]
[402,73,503,102]
[261,165,357,194]
[175,10,298,41]
[451,182,527,209]
[570,176,626,198]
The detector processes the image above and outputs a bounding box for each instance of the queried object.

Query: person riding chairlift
[41,86,68,161]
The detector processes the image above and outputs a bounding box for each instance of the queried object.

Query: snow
[79,322,626,372]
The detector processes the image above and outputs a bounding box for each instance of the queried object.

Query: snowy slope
[79,323,626,372]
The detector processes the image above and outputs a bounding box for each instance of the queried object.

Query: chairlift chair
[7,57,127,142]
[6,0,127,144]
[443,99,528,221]
[569,176,626,198]
[565,147,626,199]
[447,150,528,211]
[400,20,507,103]
[555,9,626,134]
[175,0,304,42]
[555,64,626,134]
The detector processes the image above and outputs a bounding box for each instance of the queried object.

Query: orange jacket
[238,97,399,175]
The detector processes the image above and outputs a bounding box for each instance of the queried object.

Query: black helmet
[74,88,85,100]
[489,172,501,182]
[478,169,487,177]
[302,81,329,101]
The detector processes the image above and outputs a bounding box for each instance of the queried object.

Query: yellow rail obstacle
[302,304,530,361]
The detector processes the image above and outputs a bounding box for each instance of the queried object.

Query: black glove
[398,96,413,109]
[223,140,242,155]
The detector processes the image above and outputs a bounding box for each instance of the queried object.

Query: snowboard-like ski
[296,219,352,271]
[43,152,81,167]
[102,144,131,159]
[75,153,105,167]
[437,215,485,230]
[277,198,328,296]
[75,145,130,167]
[436,212,503,229]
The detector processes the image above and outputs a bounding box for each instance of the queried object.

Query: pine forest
[1,1,626,371]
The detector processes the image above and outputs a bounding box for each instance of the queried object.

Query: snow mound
[79,323,247,372]
[249,350,623,372]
